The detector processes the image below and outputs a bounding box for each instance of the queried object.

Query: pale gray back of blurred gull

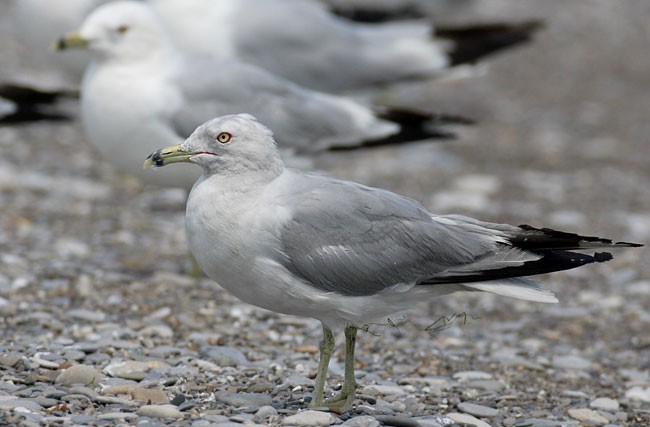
[149,0,541,93]
[55,0,455,189]
[144,114,642,411]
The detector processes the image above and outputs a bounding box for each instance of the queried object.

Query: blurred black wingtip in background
[330,108,476,151]
[0,83,78,125]
[437,19,545,65]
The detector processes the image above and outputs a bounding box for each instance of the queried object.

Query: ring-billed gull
[150,0,541,92]
[55,0,462,189]
[143,114,642,411]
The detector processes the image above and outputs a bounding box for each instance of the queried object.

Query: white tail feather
[464,278,559,303]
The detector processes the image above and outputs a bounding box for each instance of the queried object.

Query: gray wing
[170,56,395,150]
[276,173,509,296]
[275,172,634,297]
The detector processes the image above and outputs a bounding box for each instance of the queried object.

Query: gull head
[54,1,168,61]
[144,114,283,176]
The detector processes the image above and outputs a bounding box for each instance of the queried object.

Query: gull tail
[436,20,544,65]
[422,223,642,301]
[329,107,475,151]
[0,83,78,125]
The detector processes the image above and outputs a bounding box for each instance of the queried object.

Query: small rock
[458,402,499,417]
[453,371,493,381]
[343,415,381,427]
[447,412,491,427]
[552,355,592,371]
[247,382,275,393]
[104,360,170,380]
[55,364,102,386]
[0,398,43,412]
[373,415,419,427]
[96,412,138,420]
[200,346,249,367]
[626,386,650,402]
[70,415,97,424]
[67,309,106,322]
[365,385,406,396]
[214,391,272,409]
[590,397,619,411]
[282,410,339,426]
[131,387,169,404]
[137,404,184,419]
[568,408,609,425]
[33,397,59,408]
[255,405,278,419]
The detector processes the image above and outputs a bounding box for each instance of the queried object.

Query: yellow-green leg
[310,325,358,413]
[310,324,335,408]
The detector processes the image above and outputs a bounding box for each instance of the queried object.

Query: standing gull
[55,0,459,189]
[144,114,641,411]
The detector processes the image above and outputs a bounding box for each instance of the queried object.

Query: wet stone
[214,390,273,409]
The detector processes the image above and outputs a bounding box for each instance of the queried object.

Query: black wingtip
[437,19,545,65]
[513,224,644,250]
[327,108,475,151]
[0,83,78,125]
[329,5,423,23]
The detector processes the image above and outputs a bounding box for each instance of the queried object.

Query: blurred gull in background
[55,1,466,189]
[3,0,541,124]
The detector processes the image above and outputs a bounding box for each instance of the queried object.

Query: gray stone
[590,397,619,411]
[373,415,419,427]
[282,410,339,426]
[458,402,499,417]
[626,386,650,402]
[343,415,381,427]
[446,412,491,427]
[568,408,609,426]
[552,355,592,371]
[97,412,139,420]
[67,308,106,322]
[33,397,59,408]
[214,391,272,409]
[0,398,43,412]
[200,346,249,367]
[55,364,102,386]
[255,405,278,419]
[137,404,184,419]
[453,371,493,381]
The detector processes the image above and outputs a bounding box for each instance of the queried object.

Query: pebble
[96,412,138,421]
[365,384,406,396]
[343,415,381,427]
[567,408,609,425]
[373,415,420,427]
[0,398,43,412]
[552,355,592,371]
[137,404,184,419]
[104,360,170,380]
[625,386,650,402]
[446,412,491,427]
[458,402,499,417]
[200,346,249,367]
[55,364,102,386]
[214,391,273,409]
[281,410,338,426]
[453,371,493,381]
[589,397,619,411]
[67,308,106,322]
[255,405,278,419]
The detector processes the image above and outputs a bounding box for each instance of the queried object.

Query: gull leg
[320,325,358,413]
[309,324,335,408]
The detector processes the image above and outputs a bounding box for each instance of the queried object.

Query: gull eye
[117,25,129,34]
[216,132,232,144]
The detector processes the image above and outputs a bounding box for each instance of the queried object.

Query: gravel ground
[1,1,649,426]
